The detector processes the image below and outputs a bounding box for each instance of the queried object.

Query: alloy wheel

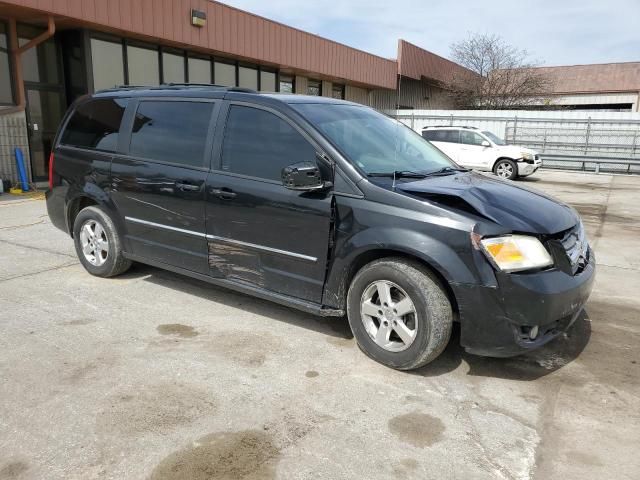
[360,280,418,352]
[79,219,109,266]
[496,161,514,178]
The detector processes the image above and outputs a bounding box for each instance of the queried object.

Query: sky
[223,0,640,66]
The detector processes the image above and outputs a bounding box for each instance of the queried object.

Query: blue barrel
[14,147,29,192]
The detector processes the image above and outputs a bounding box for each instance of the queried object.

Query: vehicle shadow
[113,263,590,379]
[413,310,592,381]
[114,263,354,340]
[518,176,542,183]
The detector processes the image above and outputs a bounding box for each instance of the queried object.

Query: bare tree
[448,33,552,109]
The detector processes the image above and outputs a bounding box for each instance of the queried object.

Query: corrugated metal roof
[2,0,398,89]
[397,40,476,85]
[529,62,640,94]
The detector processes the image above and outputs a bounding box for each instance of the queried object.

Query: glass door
[25,88,65,181]
[18,24,66,182]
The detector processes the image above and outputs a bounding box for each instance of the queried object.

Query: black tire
[493,158,518,180]
[73,206,131,278]
[346,258,453,370]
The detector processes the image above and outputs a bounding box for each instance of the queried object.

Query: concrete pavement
[0,171,638,479]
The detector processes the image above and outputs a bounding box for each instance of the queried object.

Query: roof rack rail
[162,83,257,93]
[227,87,258,93]
[95,84,260,94]
[423,125,479,129]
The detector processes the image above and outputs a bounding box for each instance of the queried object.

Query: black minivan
[46,85,595,370]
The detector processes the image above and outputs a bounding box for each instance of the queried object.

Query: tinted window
[0,22,14,104]
[307,79,321,96]
[460,130,485,146]
[215,61,236,86]
[129,101,213,166]
[127,45,159,86]
[221,105,316,181]
[279,75,294,93]
[422,129,459,143]
[91,38,124,91]
[162,51,185,83]
[61,98,128,152]
[188,57,211,83]
[260,71,276,92]
[238,66,258,89]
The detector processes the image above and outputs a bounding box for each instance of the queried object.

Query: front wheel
[493,158,518,180]
[346,258,453,370]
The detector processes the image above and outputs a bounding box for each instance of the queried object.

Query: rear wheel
[73,206,131,277]
[493,158,518,180]
[346,258,453,370]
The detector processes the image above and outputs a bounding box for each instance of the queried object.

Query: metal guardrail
[540,153,640,174]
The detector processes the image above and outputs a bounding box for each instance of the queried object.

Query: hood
[496,145,537,157]
[394,172,578,234]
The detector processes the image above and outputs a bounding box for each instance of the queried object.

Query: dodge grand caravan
[46,86,595,370]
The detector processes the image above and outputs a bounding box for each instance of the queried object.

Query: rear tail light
[48,151,54,190]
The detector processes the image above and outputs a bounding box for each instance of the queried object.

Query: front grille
[560,222,589,274]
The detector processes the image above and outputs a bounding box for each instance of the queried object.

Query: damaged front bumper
[451,250,596,357]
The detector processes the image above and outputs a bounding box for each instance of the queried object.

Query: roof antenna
[392,51,403,191]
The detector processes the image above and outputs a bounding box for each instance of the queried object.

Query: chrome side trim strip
[124,216,206,238]
[206,234,317,262]
[124,217,317,262]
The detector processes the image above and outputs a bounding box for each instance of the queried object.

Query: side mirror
[481,140,491,148]
[281,162,326,191]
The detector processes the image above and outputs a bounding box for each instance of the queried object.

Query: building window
[0,22,13,104]
[279,74,294,94]
[332,84,345,100]
[129,101,213,166]
[127,44,159,86]
[260,70,276,92]
[214,60,236,87]
[188,56,211,83]
[238,65,258,90]
[18,24,60,84]
[90,38,124,91]
[162,50,185,84]
[307,79,321,96]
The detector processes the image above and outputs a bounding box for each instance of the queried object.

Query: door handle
[176,182,201,192]
[210,187,237,200]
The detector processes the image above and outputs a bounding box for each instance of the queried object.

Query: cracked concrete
[0,171,639,479]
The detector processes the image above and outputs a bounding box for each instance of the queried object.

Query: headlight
[480,235,553,272]
[520,152,534,161]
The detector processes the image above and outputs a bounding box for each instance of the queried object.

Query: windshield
[482,130,506,146]
[292,104,456,175]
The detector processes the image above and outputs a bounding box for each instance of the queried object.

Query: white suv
[422,126,541,180]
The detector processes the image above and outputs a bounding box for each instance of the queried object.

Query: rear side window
[422,129,459,143]
[129,101,213,166]
[221,105,316,181]
[60,98,127,152]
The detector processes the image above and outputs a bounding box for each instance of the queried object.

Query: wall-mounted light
[191,9,206,27]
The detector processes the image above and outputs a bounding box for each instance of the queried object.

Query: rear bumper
[45,186,69,234]
[452,249,595,357]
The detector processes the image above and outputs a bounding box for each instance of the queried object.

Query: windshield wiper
[367,170,428,178]
[423,166,469,176]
